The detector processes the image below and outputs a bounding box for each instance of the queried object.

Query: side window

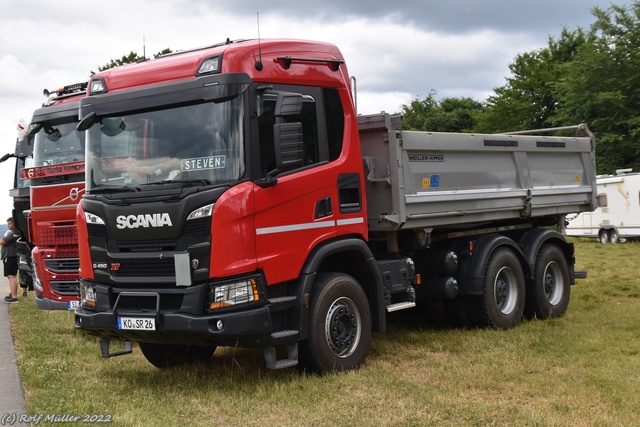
[597,193,608,208]
[257,92,319,177]
[323,88,344,161]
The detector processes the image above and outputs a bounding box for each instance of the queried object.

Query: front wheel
[139,343,216,368]
[299,273,372,373]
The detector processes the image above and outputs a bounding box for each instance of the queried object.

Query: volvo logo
[70,187,80,201]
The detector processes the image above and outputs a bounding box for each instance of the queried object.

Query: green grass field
[9,238,640,426]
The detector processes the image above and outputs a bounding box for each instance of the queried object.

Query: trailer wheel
[468,247,525,329]
[525,244,570,319]
[139,343,216,368]
[598,229,609,244]
[609,229,619,244]
[299,273,371,373]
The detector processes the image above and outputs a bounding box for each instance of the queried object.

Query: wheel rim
[610,231,619,244]
[599,231,609,244]
[324,296,361,358]
[493,266,518,315]
[543,261,564,306]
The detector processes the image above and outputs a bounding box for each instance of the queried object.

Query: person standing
[2,218,19,304]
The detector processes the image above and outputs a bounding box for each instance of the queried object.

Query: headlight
[207,278,260,311]
[187,203,214,220]
[197,56,221,75]
[85,212,105,225]
[30,250,42,292]
[79,282,97,309]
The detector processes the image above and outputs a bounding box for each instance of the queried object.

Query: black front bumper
[75,304,273,348]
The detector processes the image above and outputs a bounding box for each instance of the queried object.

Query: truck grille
[114,292,184,312]
[88,224,109,238]
[37,224,78,246]
[44,258,79,273]
[109,258,175,277]
[87,217,210,239]
[183,217,211,235]
[51,281,79,296]
[107,236,189,253]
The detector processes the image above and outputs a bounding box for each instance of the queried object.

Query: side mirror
[77,112,97,132]
[100,117,126,137]
[274,122,303,170]
[0,153,14,163]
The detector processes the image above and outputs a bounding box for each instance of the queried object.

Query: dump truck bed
[358,114,597,232]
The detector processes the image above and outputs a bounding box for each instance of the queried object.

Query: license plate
[117,317,156,331]
[68,300,79,310]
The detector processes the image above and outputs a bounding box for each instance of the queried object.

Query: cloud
[0,0,633,213]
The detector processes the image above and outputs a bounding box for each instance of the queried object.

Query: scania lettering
[116,213,172,229]
[74,39,596,371]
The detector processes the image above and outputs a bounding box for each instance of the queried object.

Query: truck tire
[299,273,371,373]
[609,229,619,244]
[525,244,570,319]
[442,298,470,328]
[467,247,525,329]
[139,343,216,368]
[598,229,609,244]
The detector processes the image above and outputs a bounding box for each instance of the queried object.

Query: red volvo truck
[74,39,596,371]
[23,83,87,309]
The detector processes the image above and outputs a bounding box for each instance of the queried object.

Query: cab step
[386,301,416,312]
[269,329,299,345]
[264,343,298,369]
[268,295,297,311]
[99,339,133,358]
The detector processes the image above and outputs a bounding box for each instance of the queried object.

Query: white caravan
[565,169,640,243]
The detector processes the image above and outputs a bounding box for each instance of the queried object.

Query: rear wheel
[467,247,525,329]
[299,273,371,373]
[139,343,216,368]
[609,229,619,244]
[598,229,609,244]
[525,244,570,319]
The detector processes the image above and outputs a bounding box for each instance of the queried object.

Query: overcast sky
[0,0,631,215]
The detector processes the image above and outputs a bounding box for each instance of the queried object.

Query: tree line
[400,1,640,175]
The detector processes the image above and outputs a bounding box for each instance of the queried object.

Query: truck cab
[1,125,35,293]
[24,83,87,309]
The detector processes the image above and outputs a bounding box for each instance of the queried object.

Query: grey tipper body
[359,114,596,233]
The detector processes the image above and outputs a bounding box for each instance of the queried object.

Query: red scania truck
[74,39,596,371]
[23,83,87,310]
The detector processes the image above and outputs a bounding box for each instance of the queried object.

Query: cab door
[252,86,338,286]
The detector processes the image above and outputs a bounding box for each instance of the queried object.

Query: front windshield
[85,96,244,190]
[33,117,84,166]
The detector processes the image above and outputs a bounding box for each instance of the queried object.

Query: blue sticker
[430,174,440,188]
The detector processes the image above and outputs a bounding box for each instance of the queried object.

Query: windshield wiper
[90,185,141,194]
[141,178,212,187]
